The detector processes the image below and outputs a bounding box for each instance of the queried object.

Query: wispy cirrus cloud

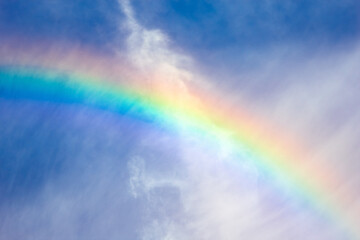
[118,1,360,239]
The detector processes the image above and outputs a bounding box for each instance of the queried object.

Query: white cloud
[118,1,360,239]
[118,0,198,98]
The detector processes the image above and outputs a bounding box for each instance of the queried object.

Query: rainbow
[0,45,359,238]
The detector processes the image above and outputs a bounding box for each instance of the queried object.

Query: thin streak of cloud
[118,0,195,94]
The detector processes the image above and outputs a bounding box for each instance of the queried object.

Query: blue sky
[1,1,360,239]
[0,0,122,48]
[131,0,359,48]
[1,0,358,53]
